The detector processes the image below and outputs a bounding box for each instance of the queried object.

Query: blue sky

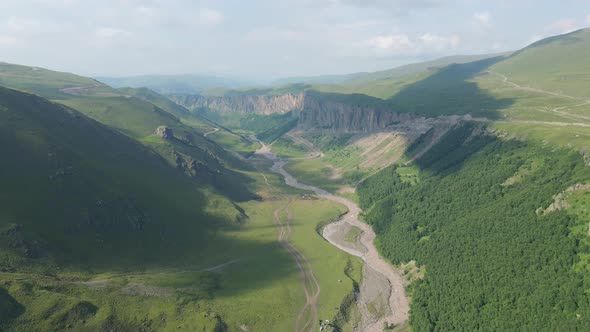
[0,0,589,80]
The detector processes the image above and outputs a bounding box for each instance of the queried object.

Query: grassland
[1,179,360,331]
[0,62,363,331]
[270,137,310,158]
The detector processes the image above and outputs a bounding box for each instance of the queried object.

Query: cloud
[364,32,459,56]
[95,27,130,39]
[0,35,17,45]
[586,14,590,24]
[524,34,543,46]
[473,11,491,27]
[197,8,224,25]
[321,0,440,9]
[419,33,459,51]
[4,17,42,33]
[369,34,413,51]
[245,27,304,42]
[547,18,581,34]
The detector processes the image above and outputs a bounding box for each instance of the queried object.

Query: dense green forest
[357,123,590,330]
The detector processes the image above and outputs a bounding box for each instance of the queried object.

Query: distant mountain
[96,74,254,94]
[272,53,507,86]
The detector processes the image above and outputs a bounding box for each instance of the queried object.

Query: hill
[96,74,253,94]
[271,54,504,87]
[0,62,257,200]
[0,86,241,269]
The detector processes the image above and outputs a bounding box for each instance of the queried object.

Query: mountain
[96,74,254,94]
[273,53,506,86]
[489,28,590,97]
[0,86,242,269]
[0,62,256,201]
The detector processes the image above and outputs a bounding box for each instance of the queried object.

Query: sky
[0,0,589,80]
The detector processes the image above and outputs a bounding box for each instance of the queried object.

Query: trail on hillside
[281,133,324,160]
[255,140,409,331]
[203,127,220,137]
[273,200,321,332]
[487,71,590,123]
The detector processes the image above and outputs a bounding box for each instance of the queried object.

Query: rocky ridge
[170,91,417,132]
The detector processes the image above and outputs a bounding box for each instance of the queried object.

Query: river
[254,141,409,331]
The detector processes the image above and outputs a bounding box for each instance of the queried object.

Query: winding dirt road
[203,127,220,137]
[272,201,321,332]
[487,70,590,124]
[255,141,409,331]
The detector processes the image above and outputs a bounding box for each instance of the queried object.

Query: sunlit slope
[490,28,590,97]
[0,62,117,99]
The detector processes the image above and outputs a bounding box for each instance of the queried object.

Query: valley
[2,20,590,332]
[254,138,409,330]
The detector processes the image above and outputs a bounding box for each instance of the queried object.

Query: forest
[357,124,590,330]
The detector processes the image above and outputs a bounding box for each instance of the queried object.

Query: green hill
[0,62,256,201]
[272,54,503,88]
[0,86,241,269]
[357,124,590,330]
[490,28,590,97]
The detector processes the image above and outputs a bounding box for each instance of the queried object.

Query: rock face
[298,96,416,132]
[172,91,422,132]
[170,92,305,115]
[155,126,173,139]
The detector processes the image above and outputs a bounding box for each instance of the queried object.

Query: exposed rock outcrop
[170,92,305,115]
[2,224,47,258]
[537,183,590,215]
[155,126,173,139]
[298,96,415,132]
[172,91,419,132]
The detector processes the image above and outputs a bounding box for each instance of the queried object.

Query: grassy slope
[0,86,239,269]
[0,62,256,201]
[490,28,590,97]
[0,70,359,330]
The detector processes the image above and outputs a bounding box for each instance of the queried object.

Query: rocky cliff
[299,94,416,132]
[170,92,305,115]
[172,91,418,132]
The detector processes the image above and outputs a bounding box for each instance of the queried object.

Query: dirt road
[487,70,590,123]
[203,127,220,137]
[255,141,409,331]
[273,200,321,332]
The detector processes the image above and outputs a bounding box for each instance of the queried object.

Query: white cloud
[310,0,440,10]
[472,11,491,29]
[524,34,543,46]
[4,17,42,33]
[586,14,590,24]
[369,34,413,51]
[473,11,490,25]
[548,18,581,34]
[0,35,17,46]
[95,27,130,39]
[419,33,459,51]
[363,32,459,56]
[197,8,224,25]
[245,27,304,42]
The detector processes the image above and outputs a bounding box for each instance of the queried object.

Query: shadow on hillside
[387,56,513,119]
[388,57,515,174]
[0,288,25,325]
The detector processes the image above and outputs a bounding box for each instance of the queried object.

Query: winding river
[254,142,409,331]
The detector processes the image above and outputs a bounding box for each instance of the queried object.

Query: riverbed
[254,142,409,331]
